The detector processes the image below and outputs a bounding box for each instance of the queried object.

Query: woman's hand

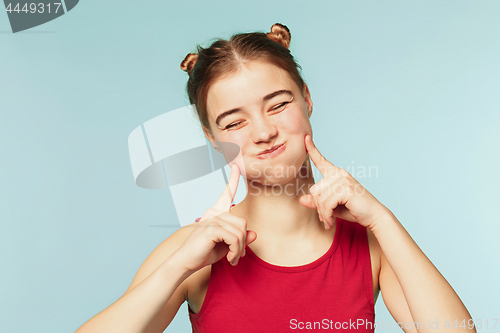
[299,134,390,230]
[173,164,257,274]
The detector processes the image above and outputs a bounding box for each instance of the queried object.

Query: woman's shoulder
[144,223,196,266]
[124,223,197,295]
[340,219,382,267]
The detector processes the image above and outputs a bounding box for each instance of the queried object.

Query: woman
[75,23,475,333]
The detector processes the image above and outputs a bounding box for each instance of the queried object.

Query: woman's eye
[225,122,241,130]
[223,103,290,130]
[272,102,290,111]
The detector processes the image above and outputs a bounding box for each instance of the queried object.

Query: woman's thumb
[246,230,258,245]
[299,194,317,209]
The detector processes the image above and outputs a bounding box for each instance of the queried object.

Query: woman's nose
[251,117,278,143]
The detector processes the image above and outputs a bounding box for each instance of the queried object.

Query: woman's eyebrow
[215,89,293,126]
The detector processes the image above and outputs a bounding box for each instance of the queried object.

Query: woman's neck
[233,157,328,245]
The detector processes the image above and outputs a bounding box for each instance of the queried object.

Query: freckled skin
[204,61,314,186]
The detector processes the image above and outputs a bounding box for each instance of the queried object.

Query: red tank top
[188,218,375,333]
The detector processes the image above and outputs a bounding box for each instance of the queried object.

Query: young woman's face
[204,60,313,185]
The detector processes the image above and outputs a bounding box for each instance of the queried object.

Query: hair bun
[266,23,291,49]
[180,53,199,75]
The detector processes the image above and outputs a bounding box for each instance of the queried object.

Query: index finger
[304,134,334,174]
[213,164,240,212]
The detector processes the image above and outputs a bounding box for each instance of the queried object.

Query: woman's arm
[372,211,475,332]
[75,227,193,333]
[75,165,254,333]
[300,134,475,332]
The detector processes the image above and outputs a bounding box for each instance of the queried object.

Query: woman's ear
[203,126,221,152]
[302,83,313,117]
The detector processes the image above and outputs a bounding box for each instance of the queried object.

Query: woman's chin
[246,173,298,187]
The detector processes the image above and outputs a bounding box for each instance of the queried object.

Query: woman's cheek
[280,107,311,134]
[217,133,251,178]
[215,136,238,161]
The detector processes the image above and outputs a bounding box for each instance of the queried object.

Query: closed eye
[272,101,291,111]
[224,122,241,130]
[224,101,291,130]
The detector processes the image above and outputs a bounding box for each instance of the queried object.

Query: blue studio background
[1,1,499,332]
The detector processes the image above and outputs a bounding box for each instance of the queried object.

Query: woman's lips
[256,143,286,159]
